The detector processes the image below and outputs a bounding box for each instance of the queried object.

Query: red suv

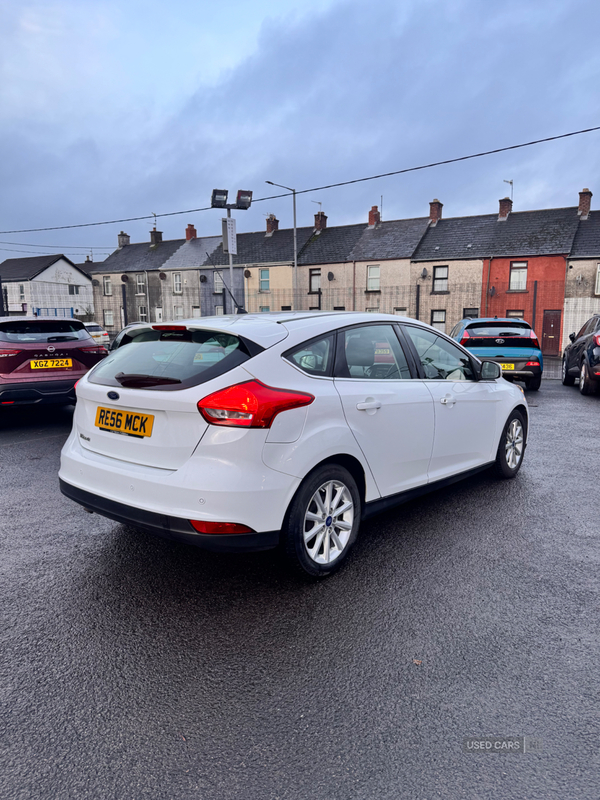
[0,317,108,407]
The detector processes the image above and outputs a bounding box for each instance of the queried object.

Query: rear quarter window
[88,329,260,390]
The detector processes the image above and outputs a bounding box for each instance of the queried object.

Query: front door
[155,307,163,323]
[542,310,561,356]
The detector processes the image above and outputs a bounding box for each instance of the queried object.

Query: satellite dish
[199,275,208,283]
[159,272,167,280]
[489,286,496,297]
[327,272,334,281]
[121,274,128,282]
[244,269,252,278]
[421,268,428,279]
[92,279,100,287]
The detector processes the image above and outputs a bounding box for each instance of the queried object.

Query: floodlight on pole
[211,189,229,208]
[266,180,297,309]
[209,188,253,314]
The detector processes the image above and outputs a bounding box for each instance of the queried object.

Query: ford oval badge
[107,391,120,400]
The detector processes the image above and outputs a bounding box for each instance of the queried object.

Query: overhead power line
[0,125,598,235]
[0,240,112,250]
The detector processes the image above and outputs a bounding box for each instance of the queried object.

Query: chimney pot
[150,228,163,245]
[266,214,279,234]
[498,197,513,221]
[429,199,443,226]
[578,188,592,219]
[368,205,381,227]
[186,223,197,241]
[117,231,130,248]
[314,210,328,231]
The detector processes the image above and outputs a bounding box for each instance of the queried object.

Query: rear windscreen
[466,322,531,336]
[88,329,258,390]
[0,320,89,343]
[86,325,102,332]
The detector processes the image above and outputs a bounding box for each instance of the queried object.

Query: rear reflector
[1,401,15,405]
[525,361,539,367]
[198,379,314,428]
[189,520,253,534]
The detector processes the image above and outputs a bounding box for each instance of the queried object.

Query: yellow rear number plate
[95,406,154,438]
[500,363,515,370]
[30,359,72,369]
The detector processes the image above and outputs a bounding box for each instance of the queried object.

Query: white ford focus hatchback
[59,312,528,577]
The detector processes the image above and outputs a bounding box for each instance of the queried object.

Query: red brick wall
[480,255,567,350]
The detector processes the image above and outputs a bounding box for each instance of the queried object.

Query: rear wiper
[114,372,182,387]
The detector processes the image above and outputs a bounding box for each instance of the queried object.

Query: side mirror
[569,332,576,343]
[480,360,502,380]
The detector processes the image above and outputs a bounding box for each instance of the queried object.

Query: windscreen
[88,328,257,390]
[0,320,89,343]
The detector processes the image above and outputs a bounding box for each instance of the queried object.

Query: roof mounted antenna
[151,211,158,230]
[311,201,322,212]
[503,179,513,202]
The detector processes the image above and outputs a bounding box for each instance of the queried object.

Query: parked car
[0,317,108,407]
[450,317,543,390]
[59,312,528,577]
[83,321,110,348]
[108,322,163,351]
[562,313,600,395]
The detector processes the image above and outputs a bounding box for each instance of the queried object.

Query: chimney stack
[578,188,592,220]
[150,228,163,245]
[368,205,381,227]
[429,199,443,226]
[186,223,197,241]
[117,231,130,248]
[498,197,513,221]
[266,214,279,235]
[314,210,328,231]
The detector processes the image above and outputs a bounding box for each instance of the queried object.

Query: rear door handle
[356,400,382,411]
[440,395,456,406]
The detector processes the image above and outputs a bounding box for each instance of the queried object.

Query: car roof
[464,317,531,325]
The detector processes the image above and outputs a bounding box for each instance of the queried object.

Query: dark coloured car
[562,313,600,395]
[0,317,108,407]
[450,317,543,391]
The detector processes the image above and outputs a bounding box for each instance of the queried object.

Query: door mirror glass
[480,360,502,380]
[569,332,576,343]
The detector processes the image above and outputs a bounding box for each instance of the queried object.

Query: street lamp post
[210,189,252,314]
[266,181,297,309]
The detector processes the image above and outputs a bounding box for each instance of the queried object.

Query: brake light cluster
[529,330,540,349]
[459,330,470,345]
[197,379,314,428]
[0,349,21,358]
[594,333,600,348]
[79,345,107,354]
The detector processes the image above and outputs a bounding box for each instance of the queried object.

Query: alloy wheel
[303,480,354,565]
[505,419,524,470]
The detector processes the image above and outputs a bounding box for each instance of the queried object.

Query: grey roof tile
[86,238,186,274]
[0,254,82,280]
[348,218,430,261]
[570,210,600,257]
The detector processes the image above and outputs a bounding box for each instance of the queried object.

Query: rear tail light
[153,325,186,331]
[189,520,253,535]
[74,380,80,393]
[0,349,21,358]
[593,333,600,347]
[525,361,539,367]
[79,345,107,354]
[459,330,470,345]
[530,330,540,349]
[198,379,314,428]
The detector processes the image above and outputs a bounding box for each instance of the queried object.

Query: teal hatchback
[450,317,543,391]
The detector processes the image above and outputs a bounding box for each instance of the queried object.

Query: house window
[260,306,270,312]
[18,284,25,301]
[367,265,380,291]
[173,305,183,319]
[595,265,600,295]
[136,274,145,294]
[366,307,379,313]
[103,276,112,296]
[431,310,446,331]
[309,269,321,293]
[463,307,479,318]
[433,266,449,293]
[506,309,524,318]
[333,306,346,311]
[214,305,224,315]
[138,306,147,322]
[281,305,292,311]
[259,269,270,292]
[214,271,224,293]
[68,284,80,295]
[103,309,114,327]
[394,307,407,315]
[509,262,527,291]
[173,273,182,294]
[192,306,201,318]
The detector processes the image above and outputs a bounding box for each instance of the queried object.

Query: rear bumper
[0,378,77,405]
[59,479,280,552]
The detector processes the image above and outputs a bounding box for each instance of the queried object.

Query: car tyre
[283,464,361,579]
[562,358,575,386]
[525,374,541,391]
[494,410,526,479]
[579,360,597,396]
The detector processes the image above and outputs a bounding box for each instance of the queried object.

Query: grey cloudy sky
[1,0,599,261]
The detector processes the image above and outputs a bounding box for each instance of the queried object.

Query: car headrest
[346,337,374,367]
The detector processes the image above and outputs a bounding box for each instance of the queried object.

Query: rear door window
[0,320,90,343]
[88,328,260,390]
